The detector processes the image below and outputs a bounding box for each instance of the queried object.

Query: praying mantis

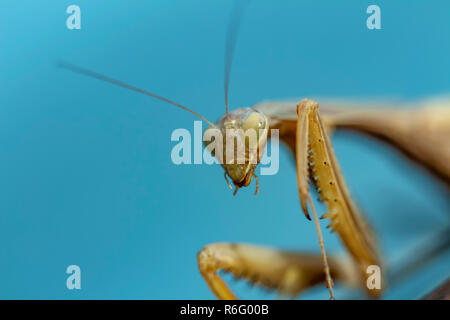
[59,3,450,300]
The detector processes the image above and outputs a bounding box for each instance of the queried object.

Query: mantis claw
[224,173,233,191]
[304,211,312,221]
[253,174,259,196]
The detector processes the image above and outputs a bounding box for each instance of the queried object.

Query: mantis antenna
[224,0,251,119]
[57,61,216,128]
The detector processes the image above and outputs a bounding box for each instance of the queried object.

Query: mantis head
[204,108,269,195]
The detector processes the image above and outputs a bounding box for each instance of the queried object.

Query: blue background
[0,0,449,299]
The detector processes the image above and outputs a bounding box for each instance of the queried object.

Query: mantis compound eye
[242,110,268,132]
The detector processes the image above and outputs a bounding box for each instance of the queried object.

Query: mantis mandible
[59,3,450,300]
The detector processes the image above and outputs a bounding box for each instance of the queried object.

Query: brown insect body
[59,1,450,298]
[60,60,450,299]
